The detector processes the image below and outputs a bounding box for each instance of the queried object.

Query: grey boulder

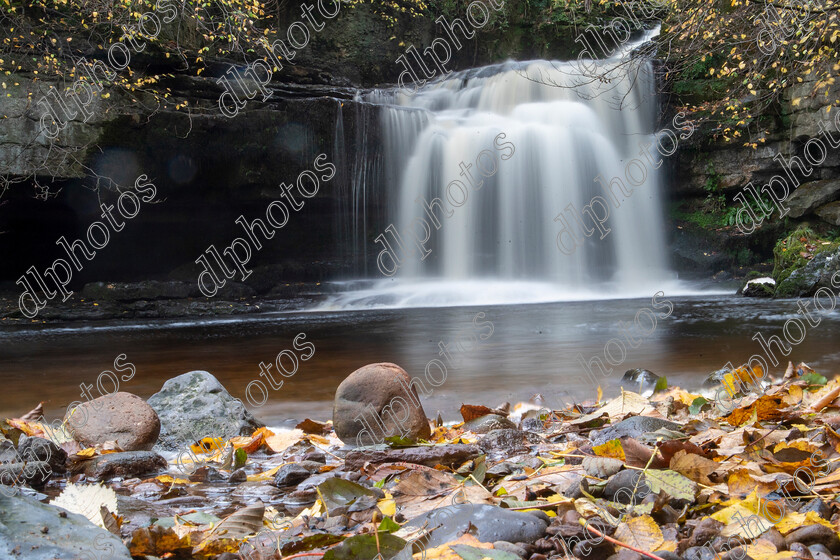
[0,490,132,559]
[147,371,264,450]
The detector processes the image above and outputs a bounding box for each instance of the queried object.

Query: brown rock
[333,363,431,446]
[65,392,160,451]
[344,444,481,470]
[76,451,167,480]
[785,525,840,554]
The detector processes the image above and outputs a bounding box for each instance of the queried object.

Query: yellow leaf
[76,447,97,458]
[378,491,397,517]
[792,97,802,107]
[156,475,193,485]
[593,439,625,461]
[614,515,664,552]
[746,540,797,560]
[774,511,836,534]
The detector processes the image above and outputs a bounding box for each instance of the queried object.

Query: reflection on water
[0,294,838,426]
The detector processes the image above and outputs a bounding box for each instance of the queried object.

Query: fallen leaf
[49,483,118,529]
[614,515,664,552]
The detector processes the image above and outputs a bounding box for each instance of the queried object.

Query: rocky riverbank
[2,361,840,560]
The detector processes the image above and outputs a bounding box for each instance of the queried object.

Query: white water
[321,31,678,310]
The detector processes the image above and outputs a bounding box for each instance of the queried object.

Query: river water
[2,291,837,425]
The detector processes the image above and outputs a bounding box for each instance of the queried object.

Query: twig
[283,553,324,559]
[577,518,666,560]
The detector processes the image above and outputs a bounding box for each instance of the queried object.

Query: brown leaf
[670,450,717,485]
[725,394,786,426]
[621,437,665,468]
[295,418,331,435]
[129,525,189,556]
[193,501,265,555]
[658,440,710,464]
[460,404,495,422]
[20,403,44,421]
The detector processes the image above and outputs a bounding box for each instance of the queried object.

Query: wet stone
[590,416,681,445]
[479,429,543,455]
[603,470,649,504]
[463,414,518,434]
[406,504,548,547]
[785,525,840,553]
[273,464,311,487]
[799,498,832,519]
[574,538,616,560]
[78,451,167,480]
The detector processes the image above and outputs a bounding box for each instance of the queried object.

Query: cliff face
[666,73,840,279]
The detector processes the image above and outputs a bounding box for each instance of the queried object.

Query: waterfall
[322,33,678,309]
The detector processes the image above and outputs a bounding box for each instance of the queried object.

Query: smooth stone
[815,201,840,225]
[0,461,52,489]
[574,538,616,560]
[785,525,840,553]
[620,369,661,392]
[228,468,247,483]
[147,371,264,451]
[463,414,518,434]
[333,362,431,446]
[0,491,131,559]
[77,451,167,480]
[590,416,681,445]
[405,504,548,547]
[272,464,311,487]
[344,444,481,470]
[494,540,528,557]
[603,470,650,504]
[65,392,160,451]
[689,518,725,548]
[784,179,840,218]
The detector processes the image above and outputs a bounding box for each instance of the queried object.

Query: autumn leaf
[593,438,625,461]
[670,450,717,485]
[614,515,665,552]
[643,470,697,501]
[192,501,265,555]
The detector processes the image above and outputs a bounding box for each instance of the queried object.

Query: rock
[81,280,199,301]
[603,470,650,504]
[619,369,661,393]
[494,540,528,557]
[148,371,264,450]
[574,538,616,560]
[333,363,431,446]
[272,464,311,487]
[784,179,840,218]
[65,392,160,451]
[590,416,681,445]
[776,247,840,298]
[17,435,67,474]
[189,466,228,482]
[816,201,840,225]
[0,491,132,559]
[799,498,831,519]
[0,461,52,489]
[405,504,548,547]
[228,468,247,483]
[344,444,481,470]
[808,544,833,559]
[689,518,725,548]
[479,429,543,455]
[785,524,840,553]
[762,529,787,551]
[684,546,719,560]
[463,414,518,434]
[742,277,776,298]
[76,451,167,480]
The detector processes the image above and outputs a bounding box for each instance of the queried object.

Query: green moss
[772,227,840,283]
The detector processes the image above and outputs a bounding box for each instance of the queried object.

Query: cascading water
[321,29,682,309]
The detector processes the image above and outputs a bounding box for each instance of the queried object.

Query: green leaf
[801,372,827,387]
[689,397,708,415]
[643,470,697,501]
[653,376,668,393]
[322,534,410,560]
[471,455,486,485]
[234,448,247,470]
[378,516,401,533]
[318,478,380,511]
[384,435,417,447]
[451,544,520,560]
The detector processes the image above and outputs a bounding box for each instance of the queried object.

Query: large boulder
[147,371,264,450]
[0,491,132,560]
[776,247,840,298]
[333,363,431,446]
[785,179,840,218]
[65,392,160,451]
